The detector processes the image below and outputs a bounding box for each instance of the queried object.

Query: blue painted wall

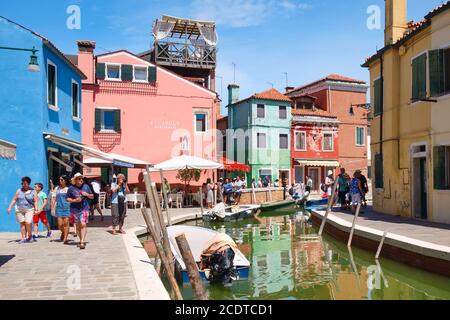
[0,17,82,232]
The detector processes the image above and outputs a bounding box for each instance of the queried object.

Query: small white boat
[203,202,260,222]
[166,225,251,285]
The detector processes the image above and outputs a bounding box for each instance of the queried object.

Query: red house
[287,74,368,181]
[290,94,339,192]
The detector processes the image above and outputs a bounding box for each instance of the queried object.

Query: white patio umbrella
[154,155,223,171]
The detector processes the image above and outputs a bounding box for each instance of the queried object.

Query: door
[279,170,289,185]
[308,168,320,192]
[412,157,427,219]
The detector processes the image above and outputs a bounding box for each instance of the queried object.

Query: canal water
[156,209,450,300]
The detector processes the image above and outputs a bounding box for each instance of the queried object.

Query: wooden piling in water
[318,178,339,236]
[175,233,207,300]
[347,202,361,247]
[140,207,183,300]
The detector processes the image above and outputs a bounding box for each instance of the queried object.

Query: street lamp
[0,46,40,72]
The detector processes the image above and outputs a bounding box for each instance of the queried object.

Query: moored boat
[305,198,329,207]
[166,225,251,285]
[203,203,260,221]
[259,199,295,212]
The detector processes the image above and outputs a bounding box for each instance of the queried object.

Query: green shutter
[412,53,427,101]
[373,78,381,116]
[375,153,384,189]
[429,49,444,97]
[96,63,106,80]
[94,109,101,132]
[434,146,446,189]
[121,64,133,81]
[148,66,157,82]
[101,168,108,186]
[114,110,121,133]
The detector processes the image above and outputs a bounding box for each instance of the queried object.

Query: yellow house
[363,0,450,224]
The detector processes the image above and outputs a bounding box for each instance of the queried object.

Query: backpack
[320,183,327,193]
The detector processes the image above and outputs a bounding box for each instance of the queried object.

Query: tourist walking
[110,174,129,235]
[67,173,93,249]
[162,178,171,208]
[325,170,335,197]
[216,177,224,204]
[337,168,350,210]
[206,178,215,209]
[52,175,71,244]
[305,175,313,192]
[357,170,369,208]
[7,177,36,243]
[32,182,51,240]
[223,178,233,205]
[89,177,104,221]
[349,171,363,214]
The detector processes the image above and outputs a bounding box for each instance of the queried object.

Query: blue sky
[1,0,445,114]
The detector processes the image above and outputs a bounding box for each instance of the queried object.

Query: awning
[0,139,16,160]
[295,160,340,167]
[220,157,250,173]
[44,133,152,169]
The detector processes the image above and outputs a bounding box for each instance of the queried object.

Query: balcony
[155,41,216,70]
[97,80,158,96]
[92,128,121,153]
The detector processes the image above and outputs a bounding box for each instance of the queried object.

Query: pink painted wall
[78,50,219,188]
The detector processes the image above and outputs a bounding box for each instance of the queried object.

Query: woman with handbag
[110,174,129,235]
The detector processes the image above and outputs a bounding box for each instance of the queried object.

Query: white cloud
[190,0,311,28]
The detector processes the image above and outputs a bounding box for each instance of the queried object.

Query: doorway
[308,167,320,192]
[412,157,427,220]
[279,170,289,186]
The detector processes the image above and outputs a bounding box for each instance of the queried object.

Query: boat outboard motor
[202,248,237,286]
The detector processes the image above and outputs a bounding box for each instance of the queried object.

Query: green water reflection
[170,210,450,300]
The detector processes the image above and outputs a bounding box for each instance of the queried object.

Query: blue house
[0,16,86,232]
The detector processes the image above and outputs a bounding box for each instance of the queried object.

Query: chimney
[285,86,294,93]
[227,84,240,106]
[77,40,96,83]
[384,0,408,45]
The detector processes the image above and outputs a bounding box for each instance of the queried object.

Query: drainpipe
[380,56,383,157]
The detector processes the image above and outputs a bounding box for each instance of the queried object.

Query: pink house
[75,41,219,188]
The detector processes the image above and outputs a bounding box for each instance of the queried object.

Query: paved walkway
[0,206,202,300]
[322,204,450,247]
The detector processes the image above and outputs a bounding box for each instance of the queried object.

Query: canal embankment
[309,205,450,277]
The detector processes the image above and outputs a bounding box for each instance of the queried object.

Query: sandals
[119,230,126,234]
[79,243,86,250]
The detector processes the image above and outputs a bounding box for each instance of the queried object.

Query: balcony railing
[97,80,158,96]
[155,41,216,69]
[92,128,121,153]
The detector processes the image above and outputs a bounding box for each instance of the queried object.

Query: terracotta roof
[363,1,449,68]
[0,16,86,79]
[251,88,293,102]
[287,74,366,94]
[291,108,337,119]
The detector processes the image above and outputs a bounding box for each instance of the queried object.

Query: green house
[227,85,292,185]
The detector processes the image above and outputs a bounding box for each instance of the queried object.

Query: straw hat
[327,170,333,176]
[71,172,84,184]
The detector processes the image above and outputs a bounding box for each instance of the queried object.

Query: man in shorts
[66,173,93,250]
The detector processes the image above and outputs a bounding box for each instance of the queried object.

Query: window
[374,153,384,189]
[94,109,121,133]
[47,61,57,107]
[356,127,365,146]
[373,77,382,116]
[434,146,450,190]
[257,104,265,118]
[429,48,450,96]
[257,133,266,149]
[279,134,288,149]
[294,166,304,184]
[295,131,306,151]
[279,106,287,119]
[323,133,333,151]
[133,66,147,82]
[106,64,120,80]
[412,53,427,101]
[72,81,79,118]
[195,113,207,132]
[259,169,272,183]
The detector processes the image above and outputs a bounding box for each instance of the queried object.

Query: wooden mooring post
[175,233,207,300]
[140,207,183,300]
[375,231,388,259]
[318,178,339,236]
[347,202,362,247]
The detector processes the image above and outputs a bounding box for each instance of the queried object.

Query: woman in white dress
[206,178,215,209]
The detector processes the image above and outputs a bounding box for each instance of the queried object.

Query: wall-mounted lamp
[349,103,371,116]
[0,46,40,72]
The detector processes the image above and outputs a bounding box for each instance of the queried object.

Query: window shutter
[114,110,121,133]
[101,168,108,185]
[148,66,157,82]
[412,54,427,101]
[429,49,444,97]
[96,63,106,80]
[373,78,381,116]
[94,109,101,132]
[433,146,445,189]
[121,64,133,81]
[375,153,384,189]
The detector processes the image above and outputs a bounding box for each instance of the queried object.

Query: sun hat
[328,170,333,175]
[71,172,84,184]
